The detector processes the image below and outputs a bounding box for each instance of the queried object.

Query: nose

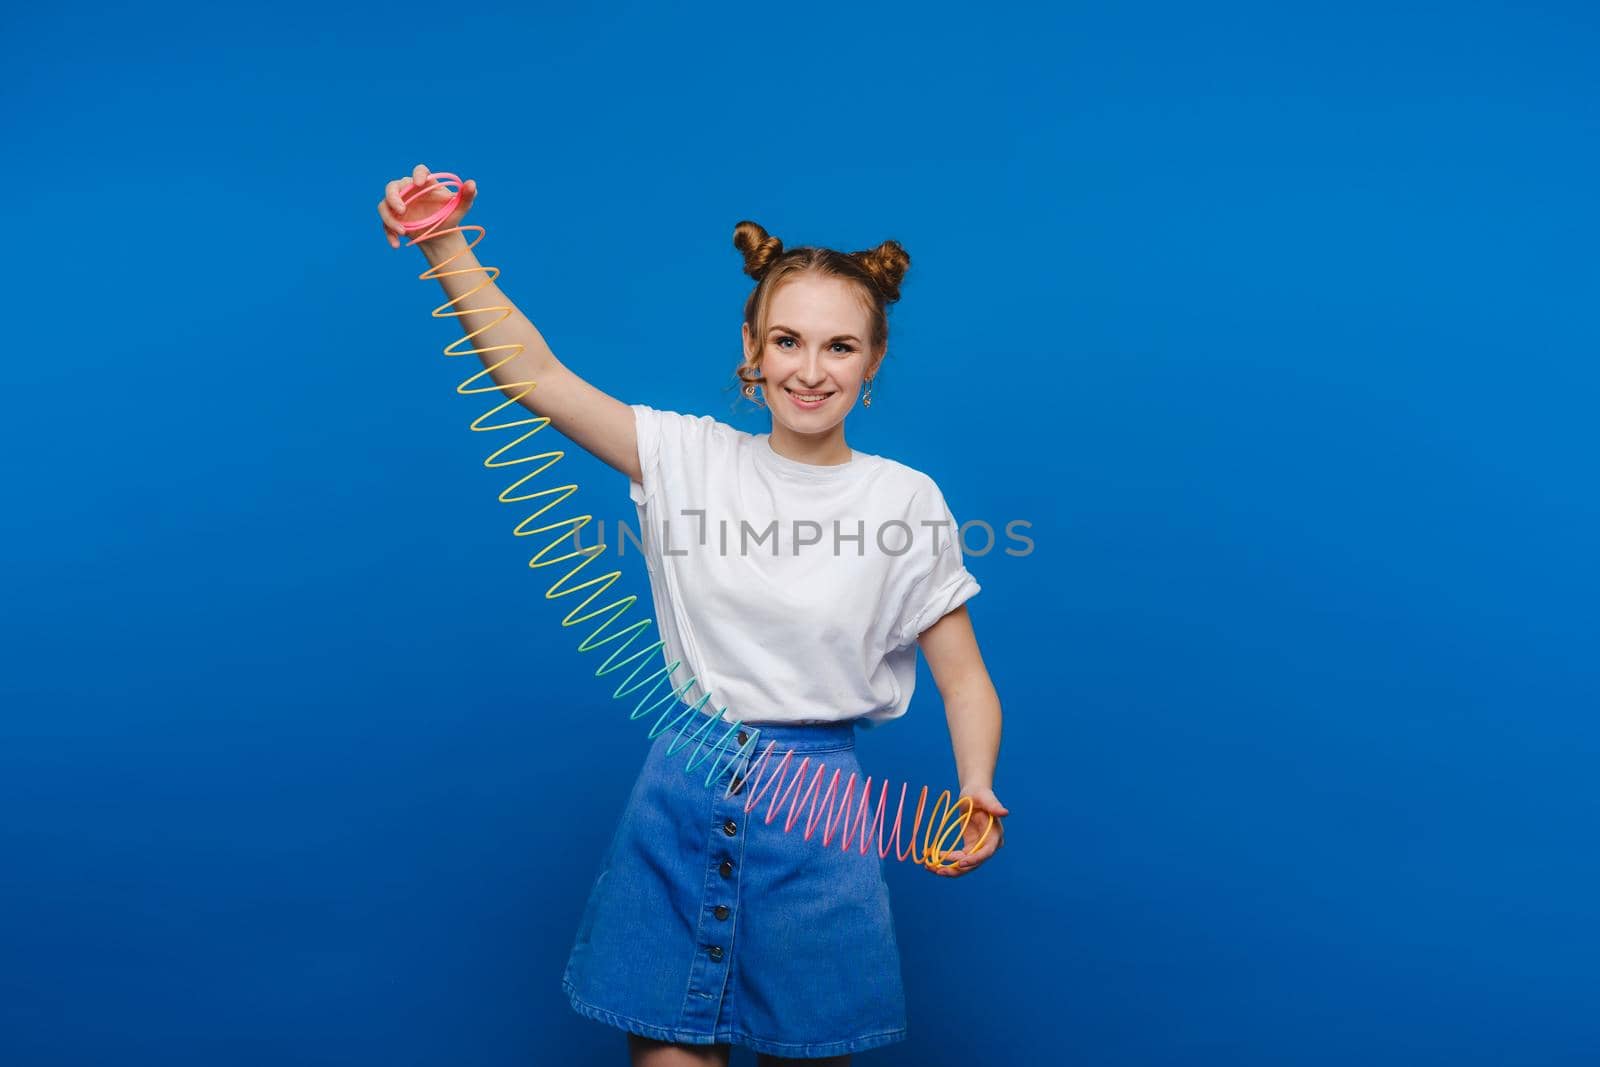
[799,347,826,385]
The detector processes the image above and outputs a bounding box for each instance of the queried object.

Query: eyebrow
[768,324,862,344]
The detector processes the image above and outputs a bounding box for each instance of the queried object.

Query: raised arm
[381,166,641,484]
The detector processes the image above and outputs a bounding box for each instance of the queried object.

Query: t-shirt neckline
[756,433,859,479]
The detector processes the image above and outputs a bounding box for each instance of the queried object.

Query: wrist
[414,228,468,262]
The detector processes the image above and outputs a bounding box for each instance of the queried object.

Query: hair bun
[851,239,911,304]
[733,220,785,281]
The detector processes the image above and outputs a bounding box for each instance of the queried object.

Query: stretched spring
[394,171,994,871]
[725,738,982,867]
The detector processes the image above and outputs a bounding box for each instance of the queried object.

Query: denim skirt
[561,713,908,1058]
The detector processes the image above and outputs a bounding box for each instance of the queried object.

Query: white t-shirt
[626,403,981,728]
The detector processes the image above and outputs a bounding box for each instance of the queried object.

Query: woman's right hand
[376,162,478,249]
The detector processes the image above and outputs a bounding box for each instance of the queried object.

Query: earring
[862,377,874,407]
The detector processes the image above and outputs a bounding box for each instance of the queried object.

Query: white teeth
[789,389,831,401]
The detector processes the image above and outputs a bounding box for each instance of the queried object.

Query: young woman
[378,164,1009,1066]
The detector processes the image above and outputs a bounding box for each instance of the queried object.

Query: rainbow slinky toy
[393,171,995,872]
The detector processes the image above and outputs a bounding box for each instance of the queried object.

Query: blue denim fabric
[561,714,908,1058]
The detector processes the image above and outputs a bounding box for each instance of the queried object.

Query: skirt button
[722,819,737,836]
[719,859,733,878]
[714,904,730,920]
[709,945,724,961]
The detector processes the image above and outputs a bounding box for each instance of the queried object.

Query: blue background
[4,1,1597,1064]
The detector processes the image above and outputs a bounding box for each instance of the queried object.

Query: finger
[377,200,405,235]
[965,835,1000,862]
[415,162,429,188]
[970,793,1008,816]
[957,846,991,870]
[392,177,417,216]
[962,800,1003,825]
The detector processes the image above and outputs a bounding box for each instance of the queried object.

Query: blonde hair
[731,220,910,401]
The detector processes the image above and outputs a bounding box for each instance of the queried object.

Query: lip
[785,386,834,410]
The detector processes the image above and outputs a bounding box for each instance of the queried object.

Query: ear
[741,321,754,363]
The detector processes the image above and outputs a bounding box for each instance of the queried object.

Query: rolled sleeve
[897,546,981,645]
[892,476,982,645]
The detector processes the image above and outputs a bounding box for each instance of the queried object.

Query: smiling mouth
[785,387,835,400]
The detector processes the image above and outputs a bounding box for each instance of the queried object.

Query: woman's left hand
[932,787,1009,878]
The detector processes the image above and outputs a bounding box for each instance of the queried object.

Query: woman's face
[743,273,879,434]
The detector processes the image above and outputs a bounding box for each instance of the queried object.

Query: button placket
[729,730,750,795]
[705,794,738,962]
[704,748,751,1036]
[680,746,746,1031]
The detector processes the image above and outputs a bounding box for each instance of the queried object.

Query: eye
[772,336,855,353]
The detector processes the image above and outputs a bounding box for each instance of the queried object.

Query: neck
[768,422,853,466]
